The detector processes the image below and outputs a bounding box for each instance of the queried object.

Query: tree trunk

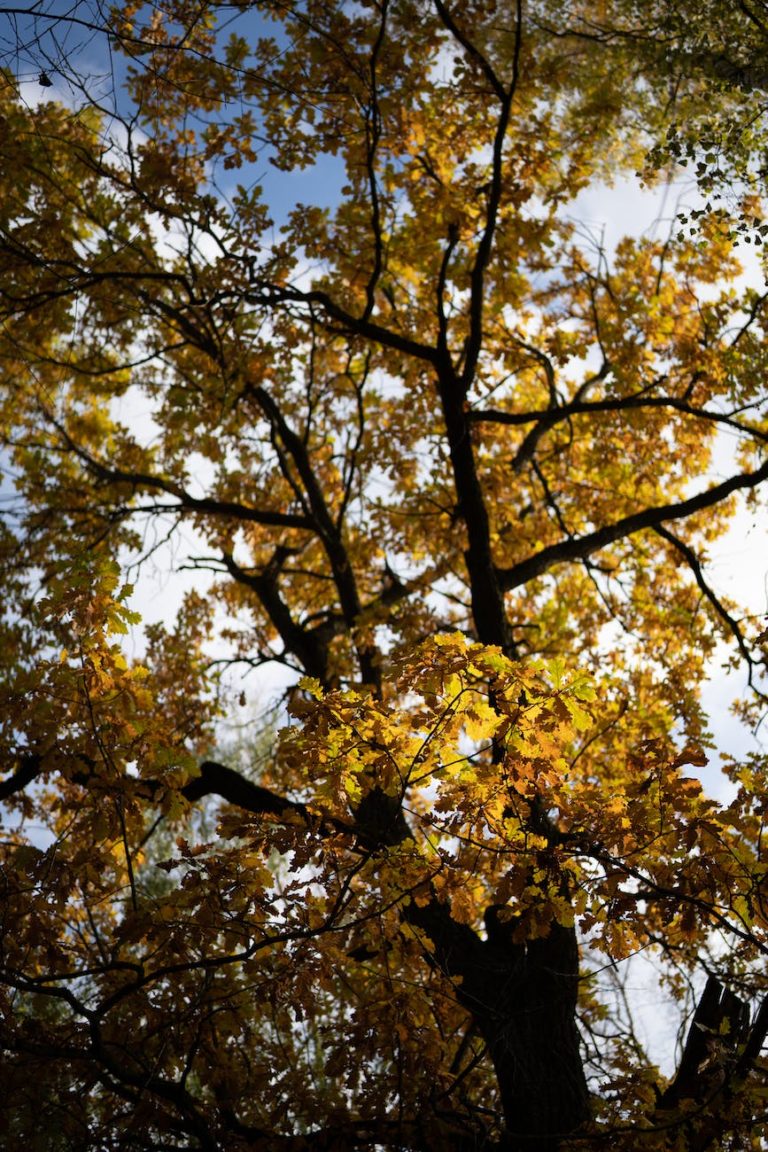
[408,898,590,1149]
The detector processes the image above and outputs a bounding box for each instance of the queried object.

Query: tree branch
[221,549,342,687]
[43,411,312,530]
[470,394,768,445]
[654,525,767,697]
[497,458,768,590]
[0,753,42,801]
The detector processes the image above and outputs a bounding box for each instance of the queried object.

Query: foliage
[2,2,768,1149]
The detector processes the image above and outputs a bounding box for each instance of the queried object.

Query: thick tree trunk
[478,922,589,1148]
[407,898,590,1149]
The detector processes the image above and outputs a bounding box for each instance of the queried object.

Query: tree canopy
[2,2,768,1149]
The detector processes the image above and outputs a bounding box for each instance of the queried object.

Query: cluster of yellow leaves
[0,549,220,974]
[278,634,768,972]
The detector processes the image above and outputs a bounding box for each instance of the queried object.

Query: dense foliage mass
[2,1,768,1148]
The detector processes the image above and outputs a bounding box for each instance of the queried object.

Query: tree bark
[407,899,590,1149]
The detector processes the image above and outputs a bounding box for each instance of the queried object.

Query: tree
[1,1,768,1148]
